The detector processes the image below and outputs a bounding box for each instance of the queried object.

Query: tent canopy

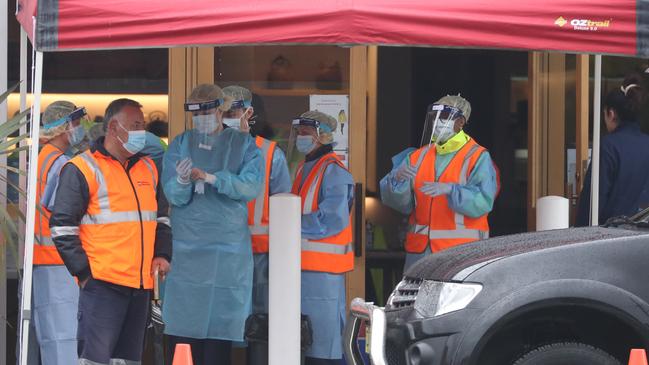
[15,0,649,56]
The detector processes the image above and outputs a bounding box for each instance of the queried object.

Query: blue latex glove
[420,182,453,197]
[176,157,192,184]
[396,163,417,181]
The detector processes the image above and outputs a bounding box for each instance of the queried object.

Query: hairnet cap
[300,110,337,145]
[40,100,76,140]
[222,85,252,104]
[435,95,471,122]
[188,84,232,112]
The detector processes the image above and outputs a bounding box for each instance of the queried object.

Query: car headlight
[414,281,482,317]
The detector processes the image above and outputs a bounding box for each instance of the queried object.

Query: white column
[269,193,301,365]
[19,50,43,365]
[590,55,602,226]
[0,0,8,361]
[536,196,569,231]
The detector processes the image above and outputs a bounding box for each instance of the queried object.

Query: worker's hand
[190,167,207,181]
[176,158,192,184]
[240,107,254,133]
[151,257,171,281]
[420,182,453,197]
[395,163,417,181]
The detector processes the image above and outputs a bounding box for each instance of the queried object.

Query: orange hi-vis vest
[68,150,158,289]
[292,152,354,274]
[405,139,490,254]
[248,136,276,254]
[34,144,65,265]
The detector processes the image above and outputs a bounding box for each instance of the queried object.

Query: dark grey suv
[344,210,649,365]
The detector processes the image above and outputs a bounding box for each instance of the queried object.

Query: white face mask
[431,118,456,145]
[223,118,241,131]
[193,114,219,134]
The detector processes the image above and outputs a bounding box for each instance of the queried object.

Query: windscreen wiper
[603,216,649,228]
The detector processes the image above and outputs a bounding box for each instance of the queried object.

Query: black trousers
[167,335,232,365]
[77,278,150,364]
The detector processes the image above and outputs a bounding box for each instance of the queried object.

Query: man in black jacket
[50,98,172,365]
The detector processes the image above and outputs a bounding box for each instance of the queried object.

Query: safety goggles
[184,99,223,112]
[291,117,332,134]
[43,107,87,130]
[230,99,252,110]
[428,104,463,120]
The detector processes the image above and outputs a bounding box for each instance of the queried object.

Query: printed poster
[309,94,349,167]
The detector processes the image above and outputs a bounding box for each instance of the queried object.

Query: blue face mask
[117,122,146,155]
[296,135,316,154]
[67,125,86,146]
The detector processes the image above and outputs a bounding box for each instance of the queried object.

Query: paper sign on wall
[309,94,349,166]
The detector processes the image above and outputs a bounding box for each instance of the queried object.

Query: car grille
[385,339,407,365]
[386,277,423,310]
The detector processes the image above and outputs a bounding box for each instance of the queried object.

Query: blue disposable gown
[140,131,167,173]
[380,143,498,271]
[162,128,264,341]
[298,156,354,360]
[252,140,291,314]
[35,150,79,365]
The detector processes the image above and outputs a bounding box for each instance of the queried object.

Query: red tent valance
[16,0,649,56]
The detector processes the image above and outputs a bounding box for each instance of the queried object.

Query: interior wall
[374,47,414,193]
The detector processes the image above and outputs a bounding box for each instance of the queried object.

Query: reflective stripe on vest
[78,151,158,226]
[300,156,336,215]
[302,239,353,255]
[248,137,275,253]
[34,145,65,264]
[67,150,159,289]
[410,143,480,235]
[292,153,354,273]
[406,140,489,253]
[37,236,55,245]
[408,224,488,240]
[50,226,80,238]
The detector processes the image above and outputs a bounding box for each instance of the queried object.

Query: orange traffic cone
[629,349,649,365]
[172,343,194,365]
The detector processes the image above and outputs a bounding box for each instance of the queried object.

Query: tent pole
[19,28,28,265]
[590,54,602,226]
[20,29,27,114]
[18,50,43,365]
[0,0,8,361]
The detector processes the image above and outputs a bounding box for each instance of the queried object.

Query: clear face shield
[184,99,223,150]
[43,106,88,130]
[287,117,321,163]
[421,104,463,146]
[222,99,254,131]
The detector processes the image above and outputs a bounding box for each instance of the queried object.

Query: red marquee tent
[14,0,649,56]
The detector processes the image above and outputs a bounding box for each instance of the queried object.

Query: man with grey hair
[381,94,499,272]
[50,98,172,365]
